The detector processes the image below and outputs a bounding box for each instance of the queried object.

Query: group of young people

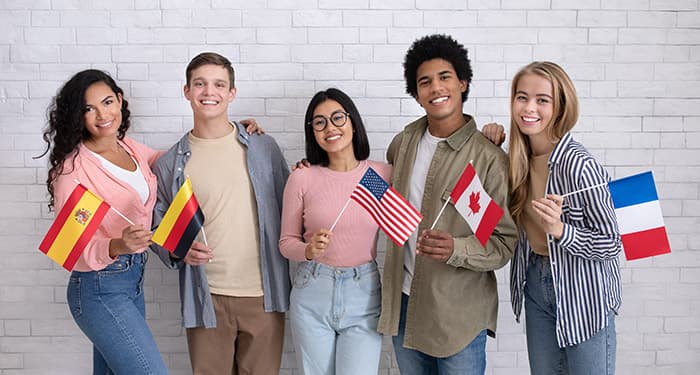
[41,33,622,375]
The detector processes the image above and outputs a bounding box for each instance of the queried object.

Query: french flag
[609,171,671,261]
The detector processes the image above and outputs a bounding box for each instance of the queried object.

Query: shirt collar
[176,120,247,155]
[414,114,477,151]
[548,132,573,167]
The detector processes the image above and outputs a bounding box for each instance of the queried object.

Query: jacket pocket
[562,203,585,222]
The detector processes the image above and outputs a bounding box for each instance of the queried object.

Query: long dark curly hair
[38,69,131,210]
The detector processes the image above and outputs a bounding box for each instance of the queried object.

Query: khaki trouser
[186,294,285,375]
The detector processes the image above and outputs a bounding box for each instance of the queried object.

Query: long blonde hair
[508,61,579,226]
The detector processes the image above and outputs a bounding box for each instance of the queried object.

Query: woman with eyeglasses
[279,88,390,374]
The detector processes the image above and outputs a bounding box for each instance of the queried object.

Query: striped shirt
[510,132,623,347]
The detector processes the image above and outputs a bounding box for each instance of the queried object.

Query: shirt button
[177,167,182,171]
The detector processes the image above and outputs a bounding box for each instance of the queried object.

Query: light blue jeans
[289,260,382,375]
[67,252,167,375]
[392,293,487,375]
[525,253,616,375]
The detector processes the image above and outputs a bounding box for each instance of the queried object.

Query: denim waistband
[529,252,549,264]
[308,260,377,280]
[117,251,148,265]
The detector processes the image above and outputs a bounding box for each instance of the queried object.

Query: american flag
[350,167,423,246]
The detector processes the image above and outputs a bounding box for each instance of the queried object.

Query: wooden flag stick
[200,227,209,246]
[329,198,351,232]
[430,198,450,230]
[561,182,608,198]
[110,206,136,226]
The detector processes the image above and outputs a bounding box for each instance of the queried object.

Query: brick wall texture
[1,1,699,374]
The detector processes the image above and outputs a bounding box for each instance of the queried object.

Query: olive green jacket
[377,114,517,357]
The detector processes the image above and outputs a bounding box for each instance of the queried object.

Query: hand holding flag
[305,228,333,261]
[152,177,205,259]
[416,229,457,262]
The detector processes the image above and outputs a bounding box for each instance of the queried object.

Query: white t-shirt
[402,128,445,295]
[90,150,149,204]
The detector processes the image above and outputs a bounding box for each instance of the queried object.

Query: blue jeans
[525,253,616,375]
[392,293,487,375]
[289,261,382,375]
[67,252,167,375]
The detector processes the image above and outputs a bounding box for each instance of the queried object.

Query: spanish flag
[39,184,111,271]
[152,177,205,258]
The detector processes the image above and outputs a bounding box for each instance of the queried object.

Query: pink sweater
[279,160,392,268]
[52,137,161,272]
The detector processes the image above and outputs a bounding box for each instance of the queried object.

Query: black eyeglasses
[309,110,350,132]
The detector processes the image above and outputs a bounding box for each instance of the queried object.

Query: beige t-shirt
[185,126,263,297]
[523,152,551,256]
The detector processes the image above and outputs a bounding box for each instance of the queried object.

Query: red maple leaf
[468,191,481,215]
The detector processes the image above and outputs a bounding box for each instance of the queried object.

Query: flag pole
[561,182,608,198]
[329,198,351,232]
[74,179,135,225]
[430,199,450,230]
[110,207,136,226]
[200,227,209,246]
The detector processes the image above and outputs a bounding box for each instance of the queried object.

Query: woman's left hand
[531,194,564,239]
[481,122,506,147]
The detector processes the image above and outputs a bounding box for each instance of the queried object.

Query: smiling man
[151,52,290,375]
[376,34,518,375]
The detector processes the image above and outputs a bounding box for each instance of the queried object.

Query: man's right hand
[482,122,506,147]
[182,241,214,266]
[292,158,311,171]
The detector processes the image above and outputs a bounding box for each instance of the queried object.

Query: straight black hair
[304,88,370,166]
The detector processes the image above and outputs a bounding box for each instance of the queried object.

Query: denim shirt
[151,122,291,328]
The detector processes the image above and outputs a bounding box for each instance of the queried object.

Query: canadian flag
[449,163,504,247]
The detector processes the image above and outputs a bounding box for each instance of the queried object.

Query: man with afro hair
[376,34,517,374]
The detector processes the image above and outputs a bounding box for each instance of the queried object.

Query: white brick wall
[1,1,698,374]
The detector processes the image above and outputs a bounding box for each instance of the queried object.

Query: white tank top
[90,150,149,204]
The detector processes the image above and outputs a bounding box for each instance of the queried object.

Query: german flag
[39,184,111,271]
[152,177,204,258]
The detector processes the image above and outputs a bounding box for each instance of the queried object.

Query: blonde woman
[503,62,622,374]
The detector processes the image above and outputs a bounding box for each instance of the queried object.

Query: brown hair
[508,61,579,226]
[185,52,235,89]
